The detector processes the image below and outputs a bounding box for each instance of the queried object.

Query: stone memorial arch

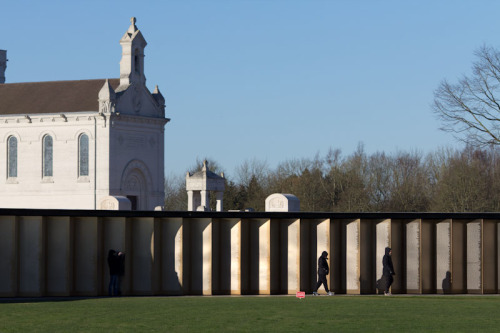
[186,160,225,211]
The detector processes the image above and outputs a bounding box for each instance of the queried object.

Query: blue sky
[2,0,499,179]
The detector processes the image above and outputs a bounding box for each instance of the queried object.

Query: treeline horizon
[164,144,500,213]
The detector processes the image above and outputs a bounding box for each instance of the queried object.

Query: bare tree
[431,147,490,212]
[433,45,500,146]
[387,151,431,212]
[235,158,269,189]
[366,152,392,211]
[164,173,187,211]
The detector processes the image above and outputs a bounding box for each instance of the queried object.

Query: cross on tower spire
[128,17,138,34]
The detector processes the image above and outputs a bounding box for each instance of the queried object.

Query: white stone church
[0,18,169,210]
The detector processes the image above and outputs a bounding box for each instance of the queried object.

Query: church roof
[0,79,120,115]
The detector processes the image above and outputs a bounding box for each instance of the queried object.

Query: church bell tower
[119,17,147,88]
[0,50,7,84]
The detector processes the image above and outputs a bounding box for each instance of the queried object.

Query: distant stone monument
[99,196,132,210]
[265,193,300,212]
[186,160,225,211]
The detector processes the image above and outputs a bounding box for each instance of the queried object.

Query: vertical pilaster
[283,219,300,294]
[203,219,213,295]
[162,218,183,295]
[346,219,360,294]
[436,219,452,294]
[188,218,212,295]
[466,220,482,294]
[376,219,391,293]
[230,219,242,294]
[205,218,239,295]
[316,219,330,281]
[258,219,271,294]
[406,219,421,294]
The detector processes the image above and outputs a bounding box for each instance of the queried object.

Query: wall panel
[346,219,360,294]
[18,216,45,296]
[482,220,497,293]
[46,216,72,296]
[466,220,482,293]
[73,217,101,296]
[0,216,18,296]
[161,217,183,295]
[406,219,421,294]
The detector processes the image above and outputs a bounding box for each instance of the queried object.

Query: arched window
[79,134,89,177]
[134,49,140,74]
[7,136,17,178]
[42,135,53,177]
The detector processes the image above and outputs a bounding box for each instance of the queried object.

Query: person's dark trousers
[109,274,119,296]
[315,274,329,293]
[384,274,393,293]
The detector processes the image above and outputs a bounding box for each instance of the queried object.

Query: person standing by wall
[383,247,395,296]
[108,249,119,296]
[116,251,125,296]
[313,251,334,296]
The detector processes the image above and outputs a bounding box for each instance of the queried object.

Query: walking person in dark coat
[382,247,395,296]
[313,251,334,296]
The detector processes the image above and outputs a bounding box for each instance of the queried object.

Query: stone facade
[0,18,169,210]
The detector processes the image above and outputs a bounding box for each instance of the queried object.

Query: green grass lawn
[0,295,498,332]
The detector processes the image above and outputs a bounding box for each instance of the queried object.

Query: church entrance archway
[123,171,147,210]
[120,159,153,211]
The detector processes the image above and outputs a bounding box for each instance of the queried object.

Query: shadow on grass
[0,296,109,304]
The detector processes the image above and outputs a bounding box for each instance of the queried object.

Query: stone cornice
[0,112,169,126]
[110,113,170,126]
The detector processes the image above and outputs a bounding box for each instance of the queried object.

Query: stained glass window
[43,135,53,177]
[79,134,89,177]
[7,136,17,178]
